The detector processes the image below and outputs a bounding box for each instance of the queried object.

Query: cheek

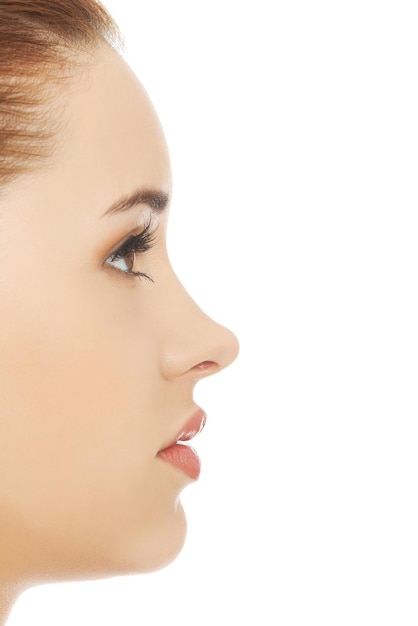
[0,295,183,570]
[0,303,156,480]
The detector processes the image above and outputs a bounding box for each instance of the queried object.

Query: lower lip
[157,443,201,480]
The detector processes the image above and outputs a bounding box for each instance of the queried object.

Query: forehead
[50,45,172,211]
[0,45,171,232]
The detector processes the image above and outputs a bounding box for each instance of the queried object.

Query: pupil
[127,251,135,272]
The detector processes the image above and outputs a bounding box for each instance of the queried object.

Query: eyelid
[107,214,155,255]
[103,217,158,281]
[119,219,156,258]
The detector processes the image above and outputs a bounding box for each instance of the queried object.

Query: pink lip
[157,409,207,480]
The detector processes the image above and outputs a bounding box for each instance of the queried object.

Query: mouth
[157,408,207,480]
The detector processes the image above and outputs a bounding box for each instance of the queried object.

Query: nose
[156,271,239,382]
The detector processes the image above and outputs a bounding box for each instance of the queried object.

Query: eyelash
[106,219,157,282]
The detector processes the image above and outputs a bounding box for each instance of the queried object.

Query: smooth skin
[0,44,238,622]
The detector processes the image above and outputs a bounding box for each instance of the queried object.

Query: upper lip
[159,408,207,451]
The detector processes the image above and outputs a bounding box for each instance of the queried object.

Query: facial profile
[0,1,238,620]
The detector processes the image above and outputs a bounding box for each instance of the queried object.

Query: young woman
[0,1,239,622]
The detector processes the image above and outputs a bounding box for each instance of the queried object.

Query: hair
[0,0,122,190]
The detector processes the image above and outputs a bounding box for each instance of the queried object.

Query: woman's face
[0,45,238,583]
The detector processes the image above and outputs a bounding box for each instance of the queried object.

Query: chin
[23,485,190,584]
[105,500,189,576]
[23,503,189,587]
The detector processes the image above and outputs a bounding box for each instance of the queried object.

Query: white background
[8,1,418,624]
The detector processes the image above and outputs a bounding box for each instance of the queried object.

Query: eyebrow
[101,187,170,218]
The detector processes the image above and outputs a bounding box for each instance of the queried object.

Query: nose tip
[188,324,240,380]
[158,270,239,382]
[159,304,239,384]
[213,323,240,371]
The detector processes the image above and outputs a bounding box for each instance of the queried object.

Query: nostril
[191,360,218,376]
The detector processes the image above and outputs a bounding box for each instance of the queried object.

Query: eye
[105,220,156,281]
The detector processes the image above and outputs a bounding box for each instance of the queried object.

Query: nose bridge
[156,270,239,381]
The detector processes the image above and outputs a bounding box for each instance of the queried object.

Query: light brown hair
[0,0,121,189]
